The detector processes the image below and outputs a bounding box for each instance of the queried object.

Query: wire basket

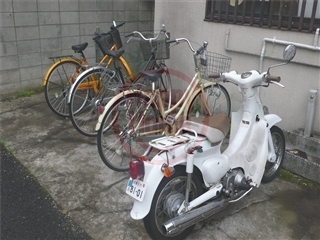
[94,28,123,56]
[140,33,170,61]
[198,52,232,80]
[109,28,123,49]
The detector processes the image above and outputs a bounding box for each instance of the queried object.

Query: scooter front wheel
[262,126,285,183]
[143,166,203,240]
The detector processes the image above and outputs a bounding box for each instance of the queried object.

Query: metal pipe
[313,28,319,47]
[224,29,320,71]
[304,90,317,137]
[259,37,320,72]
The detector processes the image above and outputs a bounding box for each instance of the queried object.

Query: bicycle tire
[68,68,121,137]
[97,92,159,172]
[44,59,82,117]
[186,83,231,120]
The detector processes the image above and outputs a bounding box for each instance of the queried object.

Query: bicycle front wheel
[97,92,159,172]
[68,68,121,137]
[44,60,82,117]
[187,83,231,120]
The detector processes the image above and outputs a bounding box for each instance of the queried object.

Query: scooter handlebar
[265,74,281,82]
[208,73,221,79]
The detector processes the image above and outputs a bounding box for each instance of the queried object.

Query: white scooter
[126,44,296,240]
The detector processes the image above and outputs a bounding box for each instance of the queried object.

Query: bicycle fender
[67,66,111,104]
[183,81,217,118]
[95,89,152,131]
[43,58,80,86]
[130,162,164,220]
[264,114,282,129]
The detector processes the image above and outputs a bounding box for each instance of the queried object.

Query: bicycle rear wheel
[97,92,159,172]
[68,68,121,137]
[187,83,231,120]
[44,60,82,117]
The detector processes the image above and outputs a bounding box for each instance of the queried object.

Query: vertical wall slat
[278,0,285,28]
[309,0,318,31]
[250,0,255,25]
[268,0,275,27]
[298,0,307,30]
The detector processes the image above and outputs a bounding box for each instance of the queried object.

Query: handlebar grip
[166,39,177,44]
[208,73,221,79]
[111,21,125,29]
[125,32,134,38]
[266,75,281,82]
[196,45,205,55]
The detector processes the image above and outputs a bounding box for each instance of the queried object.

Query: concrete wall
[154,0,320,134]
[0,0,154,97]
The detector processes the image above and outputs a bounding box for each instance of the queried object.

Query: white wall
[154,0,320,134]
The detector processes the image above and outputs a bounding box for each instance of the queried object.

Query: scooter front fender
[264,114,282,129]
[130,162,165,220]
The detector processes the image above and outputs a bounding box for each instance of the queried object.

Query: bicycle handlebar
[110,21,125,29]
[125,24,168,42]
[169,38,208,55]
[92,21,125,41]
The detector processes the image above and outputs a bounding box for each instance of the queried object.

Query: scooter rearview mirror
[267,44,296,73]
[283,44,296,62]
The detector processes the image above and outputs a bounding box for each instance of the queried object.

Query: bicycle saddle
[139,68,165,82]
[72,42,88,52]
[104,48,125,58]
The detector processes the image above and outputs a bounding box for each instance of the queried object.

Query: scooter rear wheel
[143,166,203,240]
[262,126,285,183]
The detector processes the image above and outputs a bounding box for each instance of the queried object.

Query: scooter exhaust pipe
[162,198,229,235]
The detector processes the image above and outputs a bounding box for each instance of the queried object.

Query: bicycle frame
[120,70,214,137]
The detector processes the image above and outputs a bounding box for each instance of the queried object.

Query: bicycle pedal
[165,115,175,126]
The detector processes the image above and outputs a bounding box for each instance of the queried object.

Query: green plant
[279,169,320,190]
[16,90,35,98]
[0,140,13,154]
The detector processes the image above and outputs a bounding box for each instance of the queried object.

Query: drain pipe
[259,29,320,72]
[304,90,318,137]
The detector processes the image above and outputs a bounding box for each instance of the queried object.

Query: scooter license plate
[126,178,146,202]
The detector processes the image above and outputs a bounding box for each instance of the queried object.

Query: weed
[0,140,13,155]
[16,90,36,98]
[279,169,320,190]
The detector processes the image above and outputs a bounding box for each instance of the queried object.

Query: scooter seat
[182,113,229,144]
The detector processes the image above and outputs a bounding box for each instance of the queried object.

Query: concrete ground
[1,92,319,240]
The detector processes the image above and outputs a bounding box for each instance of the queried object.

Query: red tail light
[129,160,145,180]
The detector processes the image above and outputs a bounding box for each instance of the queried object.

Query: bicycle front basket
[95,33,115,55]
[109,28,123,49]
[140,33,170,61]
[198,52,232,81]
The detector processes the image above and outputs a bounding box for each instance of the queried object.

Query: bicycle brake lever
[126,36,133,44]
